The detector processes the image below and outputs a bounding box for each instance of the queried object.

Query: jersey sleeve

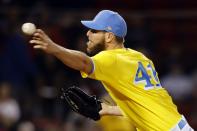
[81,51,116,81]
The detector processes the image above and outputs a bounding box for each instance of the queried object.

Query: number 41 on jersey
[134,62,162,90]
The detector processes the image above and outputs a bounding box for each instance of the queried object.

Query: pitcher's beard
[87,41,105,56]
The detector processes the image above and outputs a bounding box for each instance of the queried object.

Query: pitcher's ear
[105,32,115,43]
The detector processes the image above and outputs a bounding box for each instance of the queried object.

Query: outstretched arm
[30,29,93,74]
[99,103,123,116]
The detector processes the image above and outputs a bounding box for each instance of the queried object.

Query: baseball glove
[60,86,102,121]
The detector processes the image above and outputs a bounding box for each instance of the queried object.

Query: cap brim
[81,21,103,30]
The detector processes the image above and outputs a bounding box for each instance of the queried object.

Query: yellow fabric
[81,48,181,130]
[98,115,136,131]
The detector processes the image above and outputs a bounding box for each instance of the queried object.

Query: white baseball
[21,23,36,35]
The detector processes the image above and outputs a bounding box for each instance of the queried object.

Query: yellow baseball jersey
[81,48,181,130]
[98,115,136,131]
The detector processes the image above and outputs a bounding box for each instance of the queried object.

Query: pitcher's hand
[30,29,59,54]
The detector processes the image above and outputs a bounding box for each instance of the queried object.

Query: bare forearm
[30,29,92,74]
[99,103,123,116]
[107,106,123,116]
[53,44,92,73]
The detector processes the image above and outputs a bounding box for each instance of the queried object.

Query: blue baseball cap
[81,10,127,38]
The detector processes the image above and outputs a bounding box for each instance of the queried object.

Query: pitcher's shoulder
[126,48,150,61]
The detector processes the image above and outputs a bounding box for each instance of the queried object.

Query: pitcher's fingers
[32,36,41,40]
[36,29,45,35]
[30,40,47,46]
[33,32,43,39]
[33,45,46,50]
[33,30,49,40]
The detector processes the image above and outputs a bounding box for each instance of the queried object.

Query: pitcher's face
[86,29,106,56]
